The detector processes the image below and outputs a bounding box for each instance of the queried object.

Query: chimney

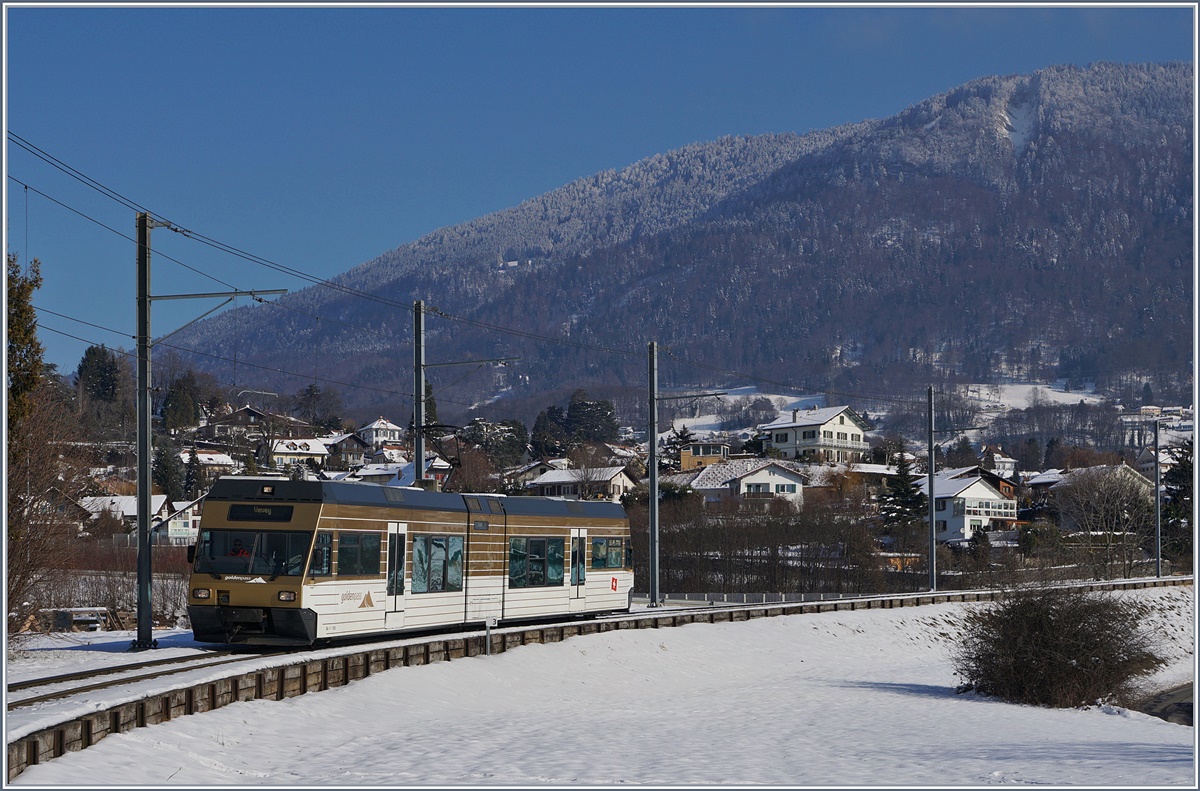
[791,409,798,422]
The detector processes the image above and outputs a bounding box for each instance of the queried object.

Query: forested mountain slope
[172,61,1192,424]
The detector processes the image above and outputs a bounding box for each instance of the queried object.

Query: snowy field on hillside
[662,381,1128,442]
[6,585,1195,786]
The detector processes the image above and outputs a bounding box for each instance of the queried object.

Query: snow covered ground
[6,585,1195,786]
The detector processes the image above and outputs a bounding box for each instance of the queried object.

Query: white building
[663,458,808,508]
[357,417,406,449]
[758,406,871,464]
[917,473,1017,544]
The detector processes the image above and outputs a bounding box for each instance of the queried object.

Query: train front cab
[186,488,325,646]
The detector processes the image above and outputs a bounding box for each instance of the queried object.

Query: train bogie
[186,477,634,646]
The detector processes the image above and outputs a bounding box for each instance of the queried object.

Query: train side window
[310,532,333,577]
[508,537,564,588]
[411,535,464,593]
[338,532,381,577]
[592,537,624,569]
[591,537,608,569]
[387,534,405,596]
[606,538,623,569]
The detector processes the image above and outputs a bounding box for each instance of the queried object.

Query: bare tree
[7,380,91,638]
[1051,466,1155,579]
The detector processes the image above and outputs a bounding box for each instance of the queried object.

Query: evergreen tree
[7,253,44,430]
[152,436,186,502]
[183,446,209,499]
[944,436,977,468]
[663,423,697,467]
[531,405,569,458]
[162,370,202,431]
[879,452,927,531]
[1162,440,1193,566]
[564,389,619,444]
[76,345,121,403]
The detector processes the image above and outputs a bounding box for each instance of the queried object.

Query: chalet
[758,406,871,464]
[324,433,371,470]
[196,406,314,441]
[526,467,637,502]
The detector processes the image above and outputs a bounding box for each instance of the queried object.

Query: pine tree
[76,345,121,403]
[7,253,44,430]
[880,452,927,531]
[1162,440,1193,567]
[152,436,186,502]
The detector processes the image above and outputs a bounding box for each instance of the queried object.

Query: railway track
[6,650,266,710]
[7,576,1191,782]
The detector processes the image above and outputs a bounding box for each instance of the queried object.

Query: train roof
[205,477,626,520]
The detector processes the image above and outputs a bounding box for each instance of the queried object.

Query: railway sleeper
[7,576,1192,783]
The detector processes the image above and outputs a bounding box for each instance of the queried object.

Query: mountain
[171,61,1193,427]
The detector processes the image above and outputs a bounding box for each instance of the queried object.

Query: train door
[569,528,587,612]
[385,521,406,629]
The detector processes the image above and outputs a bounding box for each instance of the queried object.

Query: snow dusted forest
[169,62,1192,423]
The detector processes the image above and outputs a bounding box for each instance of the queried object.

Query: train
[186,476,634,646]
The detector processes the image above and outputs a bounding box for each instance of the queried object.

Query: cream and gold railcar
[187,477,633,646]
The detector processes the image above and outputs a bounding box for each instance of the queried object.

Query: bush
[952,586,1165,708]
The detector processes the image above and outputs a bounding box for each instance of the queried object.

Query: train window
[337,531,381,577]
[465,497,481,512]
[591,537,625,569]
[310,532,333,576]
[387,534,404,596]
[194,529,311,577]
[508,537,564,588]
[487,499,504,515]
[410,535,464,594]
[570,537,586,585]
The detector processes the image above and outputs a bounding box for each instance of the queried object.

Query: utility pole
[928,385,937,592]
[647,342,659,607]
[132,211,286,651]
[1154,419,1162,577]
[644,342,724,609]
[413,300,426,486]
[134,213,153,650]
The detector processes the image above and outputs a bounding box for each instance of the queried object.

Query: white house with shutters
[757,406,871,464]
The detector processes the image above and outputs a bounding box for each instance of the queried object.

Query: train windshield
[194,529,313,578]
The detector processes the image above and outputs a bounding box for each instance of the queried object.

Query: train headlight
[192,588,211,600]
[277,590,297,602]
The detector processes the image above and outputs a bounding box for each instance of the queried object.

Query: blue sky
[4,4,1194,376]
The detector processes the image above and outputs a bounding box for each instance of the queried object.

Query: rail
[6,575,1191,781]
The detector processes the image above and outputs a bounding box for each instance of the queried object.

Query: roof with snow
[528,467,632,486]
[674,459,810,491]
[916,472,1005,499]
[757,406,868,432]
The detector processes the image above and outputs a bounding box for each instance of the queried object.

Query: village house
[356,417,406,449]
[503,458,569,491]
[195,406,314,442]
[526,466,638,502]
[261,438,329,470]
[323,433,371,471]
[79,494,172,534]
[757,406,871,464]
[664,458,808,508]
[679,441,730,471]
[918,472,1018,545]
[177,449,237,478]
